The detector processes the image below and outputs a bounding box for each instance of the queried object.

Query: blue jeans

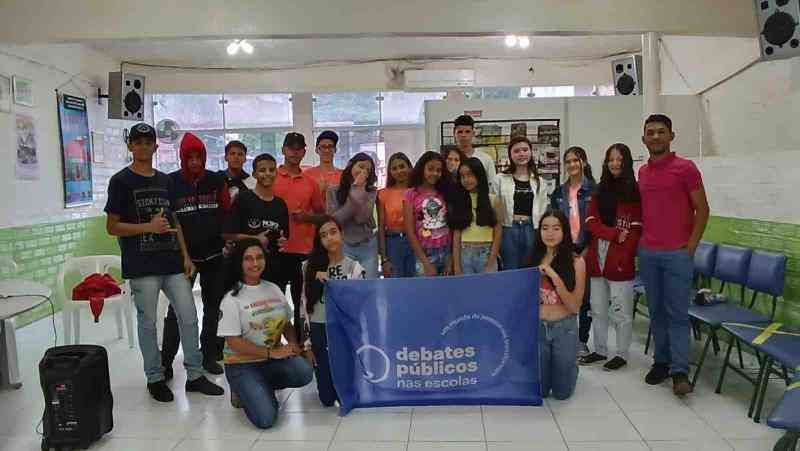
[637,246,693,375]
[539,315,579,400]
[460,243,495,274]
[500,221,535,270]
[130,273,203,383]
[225,357,313,429]
[385,233,416,278]
[415,246,451,276]
[344,235,378,279]
[310,322,338,406]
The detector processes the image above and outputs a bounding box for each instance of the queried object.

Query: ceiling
[87,35,643,70]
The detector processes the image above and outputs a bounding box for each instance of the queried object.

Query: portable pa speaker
[108,72,145,121]
[611,55,643,96]
[755,0,800,60]
[39,345,113,451]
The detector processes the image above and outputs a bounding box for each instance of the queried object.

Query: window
[151,93,294,173]
[312,91,444,186]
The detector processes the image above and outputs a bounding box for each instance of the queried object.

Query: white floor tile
[555,410,641,442]
[110,409,200,440]
[250,441,331,451]
[487,441,569,451]
[482,406,562,442]
[701,412,783,440]
[329,441,407,451]
[566,441,649,451]
[646,439,734,451]
[547,388,622,418]
[90,437,182,451]
[728,439,783,451]
[411,409,485,442]
[0,435,51,451]
[408,443,487,451]
[259,411,341,441]
[625,409,722,441]
[187,410,264,439]
[606,383,691,412]
[335,411,411,441]
[173,438,257,451]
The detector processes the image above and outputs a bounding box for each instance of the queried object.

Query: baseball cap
[316,130,339,147]
[283,132,307,149]
[127,123,156,143]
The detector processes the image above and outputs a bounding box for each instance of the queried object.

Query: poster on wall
[12,76,33,107]
[0,74,11,113]
[15,114,39,180]
[57,93,93,208]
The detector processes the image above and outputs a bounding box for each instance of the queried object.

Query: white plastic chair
[58,255,134,348]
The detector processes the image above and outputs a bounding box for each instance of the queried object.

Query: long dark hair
[385,152,413,187]
[410,151,450,194]
[597,143,641,227]
[228,238,266,297]
[336,152,377,206]
[565,146,595,184]
[526,209,576,291]
[303,215,342,315]
[449,157,497,230]
[504,136,539,182]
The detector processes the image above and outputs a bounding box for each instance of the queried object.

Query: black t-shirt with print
[104,167,183,279]
[224,189,290,255]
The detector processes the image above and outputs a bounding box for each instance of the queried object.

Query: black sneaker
[645,363,670,385]
[603,356,627,371]
[578,352,607,365]
[672,373,694,396]
[186,376,224,396]
[163,365,173,382]
[203,359,224,375]
[147,381,174,402]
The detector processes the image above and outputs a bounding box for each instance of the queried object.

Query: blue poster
[326,269,541,415]
[57,93,93,208]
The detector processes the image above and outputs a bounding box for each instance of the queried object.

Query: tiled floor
[0,300,789,451]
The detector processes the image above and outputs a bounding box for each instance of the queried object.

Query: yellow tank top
[462,193,495,243]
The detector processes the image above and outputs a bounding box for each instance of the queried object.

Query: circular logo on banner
[356,344,391,384]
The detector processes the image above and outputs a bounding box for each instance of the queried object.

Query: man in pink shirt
[637,114,709,396]
[304,130,344,195]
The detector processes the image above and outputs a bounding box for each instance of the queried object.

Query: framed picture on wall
[15,113,39,180]
[12,76,33,107]
[0,74,11,113]
[57,93,93,208]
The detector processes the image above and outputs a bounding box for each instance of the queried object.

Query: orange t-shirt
[378,187,408,232]
[273,166,325,255]
[304,166,343,188]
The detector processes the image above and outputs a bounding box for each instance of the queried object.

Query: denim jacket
[549,177,596,253]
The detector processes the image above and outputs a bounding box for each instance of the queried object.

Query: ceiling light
[240,40,254,54]
[518,36,530,49]
[227,40,240,56]
[505,35,517,47]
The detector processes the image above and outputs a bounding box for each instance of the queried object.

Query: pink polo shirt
[638,152,703,251]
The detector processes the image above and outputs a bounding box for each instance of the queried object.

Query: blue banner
[326,268,541,415]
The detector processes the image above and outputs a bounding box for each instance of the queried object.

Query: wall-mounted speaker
[611,55,643,96]
[755,0,800,61]
[107,72,145,121]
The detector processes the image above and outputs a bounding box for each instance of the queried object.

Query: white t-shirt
[217,281,291,364]
[303,256,366,324]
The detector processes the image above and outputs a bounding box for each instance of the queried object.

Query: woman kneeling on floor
[217,238,313,429]
[528,209,587,400]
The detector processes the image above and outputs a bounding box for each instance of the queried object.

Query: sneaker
[603,356,627,371]
[147,381,174,402]
[672,373,694,396]
[578,343,591,358]
[186,376,225,396]
[230,391,242,409]
[203,359,224,375]
[645,363,670,385]
[579,352,607,365]
[163,365,173,382]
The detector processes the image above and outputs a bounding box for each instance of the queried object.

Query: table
[0,279,52,389]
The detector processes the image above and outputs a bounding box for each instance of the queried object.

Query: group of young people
[105,111,708,429]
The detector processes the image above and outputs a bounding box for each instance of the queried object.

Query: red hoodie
[585,195,642,281]
[179,133,231,211]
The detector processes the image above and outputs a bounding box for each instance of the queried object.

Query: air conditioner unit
[404,70,475,90]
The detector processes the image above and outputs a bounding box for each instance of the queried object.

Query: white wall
[0,44,125,227]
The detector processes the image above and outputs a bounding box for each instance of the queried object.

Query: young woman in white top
[495,136,549,269]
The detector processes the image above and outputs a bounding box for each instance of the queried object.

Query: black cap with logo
[127,123,157,143]
[283,132,307,149]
